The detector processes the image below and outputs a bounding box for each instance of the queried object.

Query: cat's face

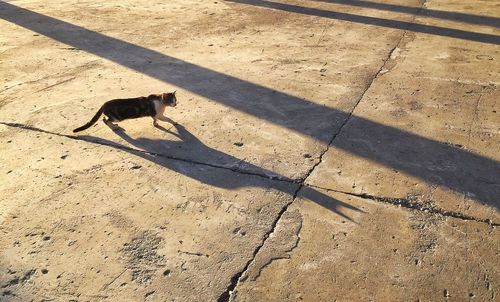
[161,91,177,107]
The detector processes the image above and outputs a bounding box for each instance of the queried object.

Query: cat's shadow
[79,123,363,221]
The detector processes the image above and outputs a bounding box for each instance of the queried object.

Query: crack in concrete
[308,184,499,227]
[216,185,302,302]
[178,250,209,258]
[218,2,458,298]
[216,82,375,300]
[349,191,499,227]
[0,121,295,183]
[240,209,303,283]
[34,76,76,93]
[100,268,127,291]
[219,9,419,302]
[247,236,300,282]
[1,121,327,296]
[297,4,412,184]
[467,94,482,147]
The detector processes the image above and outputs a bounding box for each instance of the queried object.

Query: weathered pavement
[0,0,498,301]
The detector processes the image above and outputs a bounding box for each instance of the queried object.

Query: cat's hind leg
[103,113,123,131]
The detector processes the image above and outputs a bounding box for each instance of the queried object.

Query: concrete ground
[0,0,498,301]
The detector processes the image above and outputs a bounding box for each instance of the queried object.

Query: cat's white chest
[153,100,165,116]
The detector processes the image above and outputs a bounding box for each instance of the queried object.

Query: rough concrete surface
[0,0,498,301]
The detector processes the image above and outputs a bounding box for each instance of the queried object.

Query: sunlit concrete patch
[0,128,296,300]
[0,0,421,180]
[306,7,500,222]
[232,189,499,301]
[238,209,303,282]
[1,0,499,300]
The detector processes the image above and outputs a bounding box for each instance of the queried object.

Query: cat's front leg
[152,117,159,127]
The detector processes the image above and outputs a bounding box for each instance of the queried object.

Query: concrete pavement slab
[233,188,499,301]
[1,0,498,301]
[306,0,500,222]
[0,0,422,180]
[0,125,297,300]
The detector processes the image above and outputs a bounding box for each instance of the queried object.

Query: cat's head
[161,91,177,107]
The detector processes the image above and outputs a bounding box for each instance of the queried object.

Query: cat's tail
[73,106,104,133]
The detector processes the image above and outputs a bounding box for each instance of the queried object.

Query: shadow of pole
[227,0,500,44]
[312,0,500,28]
[81,124,364,221]
[0,2,498,209]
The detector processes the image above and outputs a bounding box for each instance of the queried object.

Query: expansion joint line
[0,121,296,183]
[219,2,430,299]
[308,184,499,227]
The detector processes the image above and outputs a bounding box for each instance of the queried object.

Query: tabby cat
[73,91,177,132]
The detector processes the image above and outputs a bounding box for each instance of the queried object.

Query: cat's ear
[172,90,176,95]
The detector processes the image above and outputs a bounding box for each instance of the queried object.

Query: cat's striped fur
[73,91,177,132]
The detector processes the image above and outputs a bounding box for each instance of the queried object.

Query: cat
[73,91,177,132]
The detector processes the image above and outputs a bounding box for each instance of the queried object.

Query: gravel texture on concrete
[1,0,498,301]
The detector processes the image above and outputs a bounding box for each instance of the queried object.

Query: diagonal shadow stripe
[312,0,500,28]
[0,121,363,221]
[228,0,500,44]
[0,2,498,210]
